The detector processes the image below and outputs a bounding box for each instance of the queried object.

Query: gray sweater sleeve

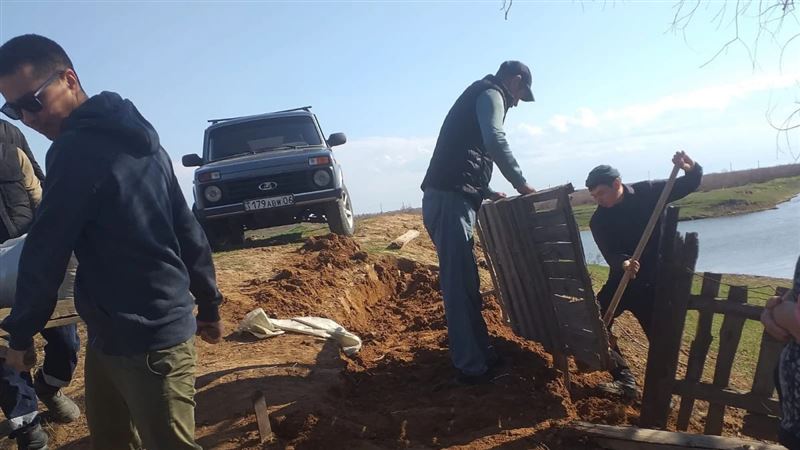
[476,89,527,189]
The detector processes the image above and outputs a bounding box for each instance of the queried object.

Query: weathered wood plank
[688,295,765,321]
[673,380,781,416]
[475,219,509,324]
[491,200,540,340]
[548,277,588,299]
[520,184,573,204]
[552,296,591,325]
[557,187,611,370]
[531,224,571,244]
[568,421,785,450]
[531,209,568,228]
[505,197,557,347]
[386,230,420,249]
[253,391,273,443]
[750,332,783,399]
[704,285,748,436]
[0,299,76,322]
[514,190,575,354]
[538,242,578,262]
[478,203,527,337]
[0,300,79,338]
[641,208,698,428]
[479,184,607,370]
[677,273,722,431]
[746,320,785,425]
[542,261,582,280]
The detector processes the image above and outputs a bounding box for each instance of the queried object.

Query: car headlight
[313,169,332,187]
[204,185,222,203]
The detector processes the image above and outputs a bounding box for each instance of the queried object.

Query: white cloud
[517,71,800,139]
[549,115,570,133]
[517,123,544,137]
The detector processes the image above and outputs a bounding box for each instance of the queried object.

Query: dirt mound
[231,234,629,448]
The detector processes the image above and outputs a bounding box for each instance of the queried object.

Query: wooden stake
[602,164,682,326]
[253,391,273,443]
[387,230,420,249]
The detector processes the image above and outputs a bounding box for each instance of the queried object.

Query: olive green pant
[85,337,201,450]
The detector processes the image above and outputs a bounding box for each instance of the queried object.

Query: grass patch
[587,264,790,388]
[573,175,800,230]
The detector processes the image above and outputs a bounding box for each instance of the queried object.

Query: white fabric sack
[0,234,77,307]
[237,308,285,338]
[238,308,362,355]
[0,236,25,307]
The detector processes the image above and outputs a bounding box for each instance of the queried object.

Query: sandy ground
[5,213,780,449]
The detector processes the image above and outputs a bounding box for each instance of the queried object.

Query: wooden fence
[640,207,785,436]
[476,184,611,372]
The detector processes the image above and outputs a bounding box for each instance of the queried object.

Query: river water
[579,196,800,279]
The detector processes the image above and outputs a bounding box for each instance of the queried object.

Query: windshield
[207,116,323,161]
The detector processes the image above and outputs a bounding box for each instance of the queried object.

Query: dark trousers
[776,342,800,449]
[0,324,79,429]
[597,280,655,375]
[422,188,491,376]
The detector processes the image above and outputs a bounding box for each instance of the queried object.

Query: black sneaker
[486,347,507,369]
[613,369,640,399]
[14,423,48,450]
[34,375,80,423]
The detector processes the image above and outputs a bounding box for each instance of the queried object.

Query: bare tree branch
[501,0,513,21]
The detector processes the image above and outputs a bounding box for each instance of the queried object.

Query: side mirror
[182,154,203,167]
[327,132,347,147]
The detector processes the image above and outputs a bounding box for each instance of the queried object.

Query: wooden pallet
[0,299,80,339]
[477,184,611,370]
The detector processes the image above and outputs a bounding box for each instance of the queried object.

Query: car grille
[222,171,314,203]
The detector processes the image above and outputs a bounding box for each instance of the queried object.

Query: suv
[182,106,355,249]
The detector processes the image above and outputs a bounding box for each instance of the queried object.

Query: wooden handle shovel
[602,163,682,326]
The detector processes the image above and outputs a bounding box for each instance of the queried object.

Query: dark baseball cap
[496,60,535,102]
[585,165,621,189]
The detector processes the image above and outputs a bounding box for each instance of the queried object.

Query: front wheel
[326,187,355,236]
[202,219,245,251]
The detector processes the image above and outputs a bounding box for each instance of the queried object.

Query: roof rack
[207,106,313,124]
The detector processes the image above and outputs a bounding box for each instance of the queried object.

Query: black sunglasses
[0,71,64,120]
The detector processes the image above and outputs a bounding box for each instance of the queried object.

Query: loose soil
[7,213,780,449]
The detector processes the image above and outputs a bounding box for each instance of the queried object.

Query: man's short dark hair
[585,165,621,190]
[0,34,74,79]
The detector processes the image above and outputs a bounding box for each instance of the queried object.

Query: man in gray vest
[421,61,536,384]
[0,118,80,449]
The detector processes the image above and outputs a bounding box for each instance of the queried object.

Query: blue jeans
[0,324,80,430]
[422,188,491,376]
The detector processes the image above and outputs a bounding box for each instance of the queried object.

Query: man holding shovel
[587,151,702,397]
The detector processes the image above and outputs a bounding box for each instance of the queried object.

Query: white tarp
[238,308,362,355]
[0,235,77,307]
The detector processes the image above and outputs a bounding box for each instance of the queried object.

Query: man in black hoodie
[0,34,223,450]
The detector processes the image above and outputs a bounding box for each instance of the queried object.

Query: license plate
[243,195,294,211]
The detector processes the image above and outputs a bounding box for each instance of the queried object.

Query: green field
[587,264,792,387]
[573,175,800,230]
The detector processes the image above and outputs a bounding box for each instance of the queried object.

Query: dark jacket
[0,119,44,181]
[3,91,222,355]
[421,75,514,209]
[590,164,703,287]
[0,143,35,241]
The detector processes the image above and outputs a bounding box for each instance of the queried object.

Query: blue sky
[1,1,799,213]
